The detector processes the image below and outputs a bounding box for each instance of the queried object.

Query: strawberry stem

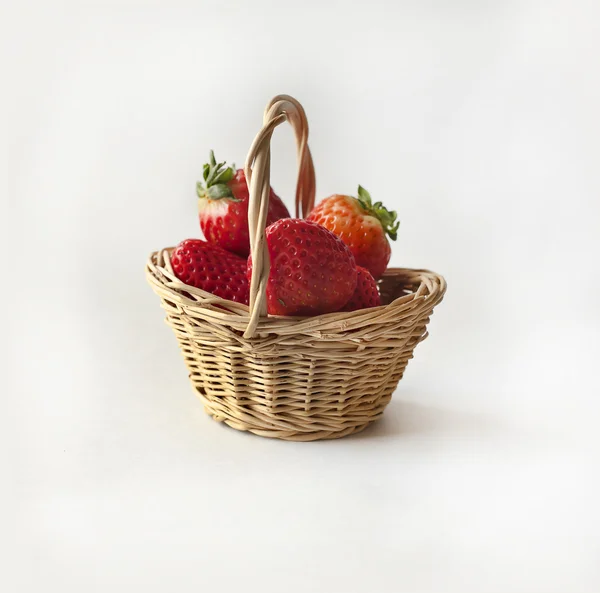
[196,150,238,201]
[357,185,399,241]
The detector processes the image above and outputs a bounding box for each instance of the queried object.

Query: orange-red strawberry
[307,186,398,279]
[197,151,290,257]
[340,266,381,312]
[171,239,249,305]
[248,219,357,316]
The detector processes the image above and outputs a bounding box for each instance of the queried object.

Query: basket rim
[146,247,446,337]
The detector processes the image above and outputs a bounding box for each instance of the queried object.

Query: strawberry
[171,239,249,305]
[249,219,357,316]
[306,186,398,279]
[339,266,381,312]
[196,151,290,257]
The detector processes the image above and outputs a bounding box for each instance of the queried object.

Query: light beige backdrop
[6,1,600,592]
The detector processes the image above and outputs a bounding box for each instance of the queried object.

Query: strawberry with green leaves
[197,151,290,257]
[307,186,398,279]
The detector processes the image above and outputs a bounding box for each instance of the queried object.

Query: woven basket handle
[243,95,316,339]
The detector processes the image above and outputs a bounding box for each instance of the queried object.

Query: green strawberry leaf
[356,185,400,241]
[197,150,237,201]
[212,166,234,185]
[357,185,373,208]
[207,184,234,200]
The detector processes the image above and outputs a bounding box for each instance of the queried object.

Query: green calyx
[196,150,239,201]
[356,185,399,241]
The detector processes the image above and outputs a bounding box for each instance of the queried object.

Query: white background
[6,0,600,591]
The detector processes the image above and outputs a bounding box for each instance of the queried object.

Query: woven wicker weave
[146,95,446,441]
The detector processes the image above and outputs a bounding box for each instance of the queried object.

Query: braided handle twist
[243,95,316,339]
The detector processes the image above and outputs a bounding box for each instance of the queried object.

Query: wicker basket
[146,95,446,441]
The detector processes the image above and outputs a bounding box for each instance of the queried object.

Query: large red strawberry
[248,219,357,316]
[306,186,398,279]
[340,266,381,312]
[197,151,290,257]
[171,239,249,305]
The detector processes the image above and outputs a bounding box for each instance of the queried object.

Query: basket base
[192,384,386,441]
[220,416,374,441]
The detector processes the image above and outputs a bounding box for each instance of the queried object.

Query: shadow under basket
[146,249,446,441]
[146,94,446,441]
